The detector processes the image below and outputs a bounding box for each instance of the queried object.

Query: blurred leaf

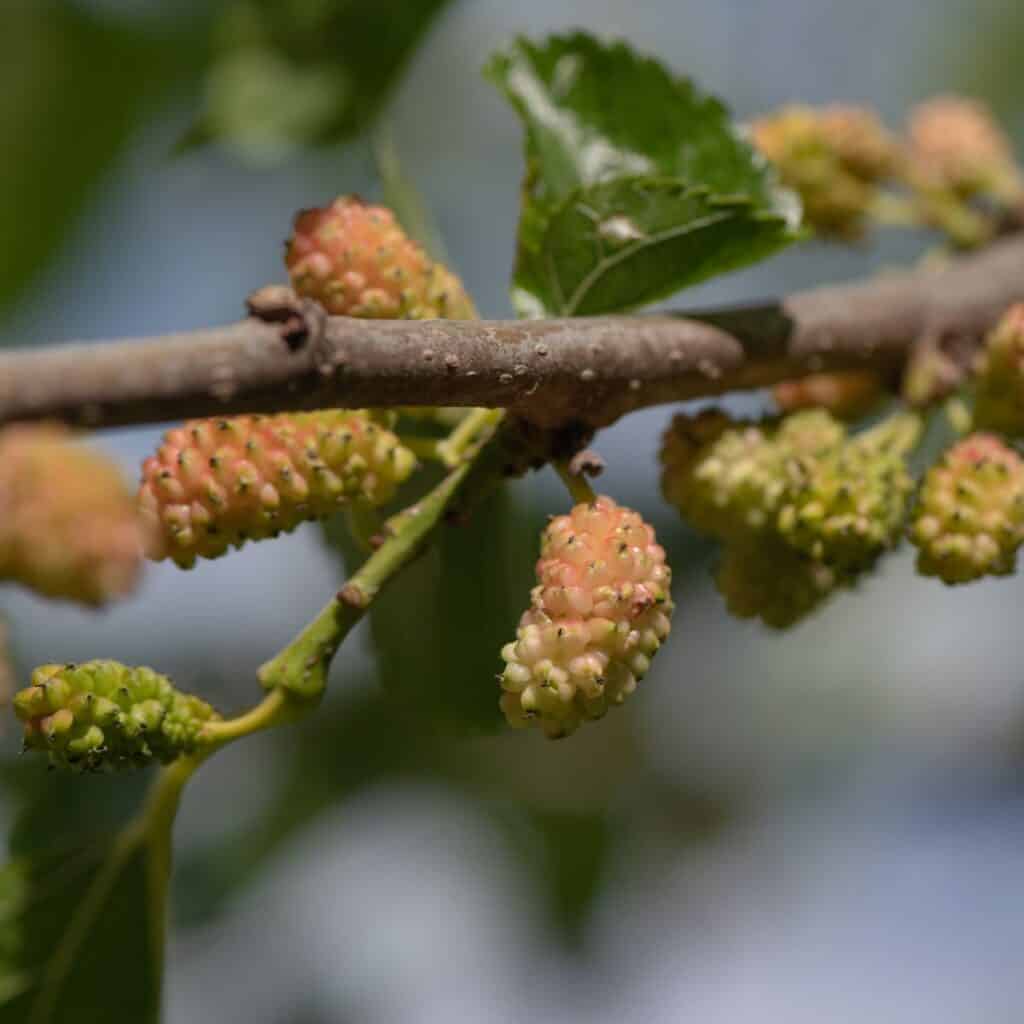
[326,484,537,734]
[0,3,186,313]
[525,809,610,947]
[946,8,1024,145]
[4,767,149,860]
[372,126,450,261]
[0,803,168,1021]
[484,32,800,316]
[183,0,456,162]
[175,686,440,926]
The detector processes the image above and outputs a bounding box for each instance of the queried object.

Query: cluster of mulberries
[499,497,673,739]
[286,196,476,320]
[659,409,844,542]
[658,410,778,537]
[139,411,416,567]
[910,434,1024,584]
[750,104,898,238]
[0,424,143,606]
[777,414,919,572]
[661,410,918,626]
[973,304,1024,437]
[906,96,1023,203]
[13,660,218,772]
[716,536,841,630]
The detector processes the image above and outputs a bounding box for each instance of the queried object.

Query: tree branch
[3,237,1023,430]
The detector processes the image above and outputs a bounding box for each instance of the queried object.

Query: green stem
[868,191,921,228]
[437,408,504,467]
[200,687,292,747]
[401,436,448,462]
[140,753,207,972]
[554,460,598,504]
[258,418,503,701]
[944,396,973,436]
[343,498,382,553]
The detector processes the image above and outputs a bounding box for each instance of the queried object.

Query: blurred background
[3,1,1024,1021]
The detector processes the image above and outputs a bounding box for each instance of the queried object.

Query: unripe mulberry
[13,660,218,772]
[973,304,1024,437]
[777,414,919,571]
[906,96,1023,202]
[499,497,673,739]
[773,370,885,421]
[659,409,844,541]
[716,536,841,629]
[817,106,899,181]
[286,196,476,320]
[751,105,896,238]
[910,433,1024,584]
[0,424,143,606]
[139,411,416,567]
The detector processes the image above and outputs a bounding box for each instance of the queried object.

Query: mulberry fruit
[286,196,476,320]
[139,411,416,567]
[751,105,897,238]
[910,433,1024,583]
[773,370,885,421]
[716,536,841,629]
[659,409,844,541]
[777,413,919,571]
[906,96,1023,202]
[973,304,1024,437]
[0,424,143,606]
[499,497,673,739]
[13,660,218,772]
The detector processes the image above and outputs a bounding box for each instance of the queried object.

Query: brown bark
[1,236,1022,430]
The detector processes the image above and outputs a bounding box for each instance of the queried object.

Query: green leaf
[524,809,610,947]
[0,761,188,1023]
[484,32,800,316]
[0,827,164,1023]
[372,126,450,262]
[183,0,457,162]
[513,176,798,317]
[0,3,186,313]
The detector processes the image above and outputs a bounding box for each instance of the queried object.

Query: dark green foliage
[485,32,799,316]
[181,0,457,160]
[0,3,184,312]
[0,769,164,1023]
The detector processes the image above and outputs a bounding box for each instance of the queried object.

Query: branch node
[337,582,370,609]
[567,448,606,478]
[245,284,326,352]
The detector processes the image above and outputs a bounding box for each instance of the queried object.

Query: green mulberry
[659,409,844,541]
[750,104,898,238]
[13,661,219,772]
[911,433,1024,583]
[716,536,842,629]
[777,413,919,571]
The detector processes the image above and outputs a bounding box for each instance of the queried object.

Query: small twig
[257,416,504,701]
[436,407,503,466]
